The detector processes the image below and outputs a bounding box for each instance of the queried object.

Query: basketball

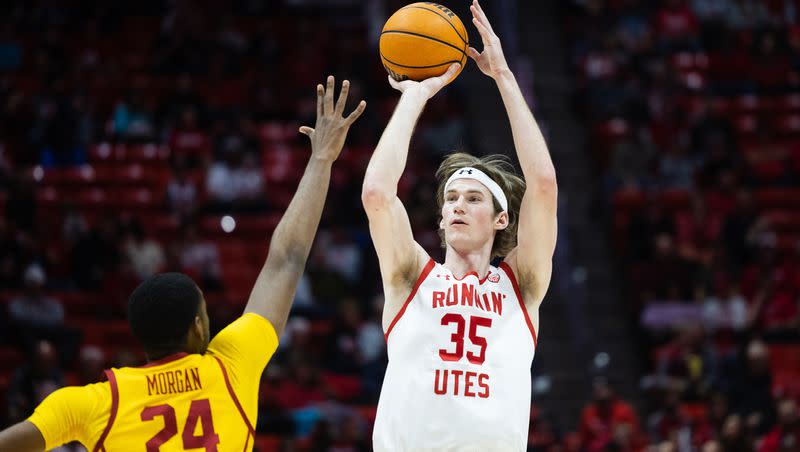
[380,3,468,82]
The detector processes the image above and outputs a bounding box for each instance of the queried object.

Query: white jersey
[373,258,538,452]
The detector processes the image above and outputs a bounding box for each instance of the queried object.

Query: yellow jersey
[27,313,278,452]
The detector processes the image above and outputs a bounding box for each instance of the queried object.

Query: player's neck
[443,244,492,280]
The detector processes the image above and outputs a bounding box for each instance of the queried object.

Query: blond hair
[435,153,525,258]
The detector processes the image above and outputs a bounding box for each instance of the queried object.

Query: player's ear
[193,316,204,341]
[494,211,509,231]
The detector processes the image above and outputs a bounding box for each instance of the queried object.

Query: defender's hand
[388,63,461,101]
[467,0,510,80]
[300,76,366,162]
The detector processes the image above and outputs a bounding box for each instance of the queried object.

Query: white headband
[444,167,508,211]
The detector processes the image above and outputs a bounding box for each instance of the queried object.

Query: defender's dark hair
[128,273,201,355]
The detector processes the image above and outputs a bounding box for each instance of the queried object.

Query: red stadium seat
[321,373,362,402]
[755,189,800,209]
[253,435,283,452]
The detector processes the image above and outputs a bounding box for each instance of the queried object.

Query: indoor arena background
[1,0,799,451]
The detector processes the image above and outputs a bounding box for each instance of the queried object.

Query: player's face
[440,180,507,253]
[189,295,211,354]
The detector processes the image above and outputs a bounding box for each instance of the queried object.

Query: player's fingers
[440,63,460,82]
[472,0,494,32]
[472,17,491,42]
[315,84,324,118]
[467,47,481,61]
[335,80,350,116]
[345,100,367,125]
[299,126,314,136]
[324,75,335,115]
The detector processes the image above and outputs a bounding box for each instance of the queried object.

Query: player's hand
[300,76,366,162]
[388,63,461,101]
[468,0,510,80]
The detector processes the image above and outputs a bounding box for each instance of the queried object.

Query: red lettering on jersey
[446,286,457,306]
[146,368,202,395]
[478,373,490,398]
[184,369,194,391]
[433,368,491,398]
[166,370,177,394]
[157,373,167,394]
[473,292,485,311]
[432,291,445,308]
[190,367,202,390]
[492,293,503,316]
[450,370,463,396]
[175,370,185,392]
[460,284,474,307]
[434,369,448,395]
[464,371,477,397]
[147,375,158,396]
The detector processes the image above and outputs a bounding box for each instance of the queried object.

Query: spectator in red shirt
[759,397,799,452]
[579,377,642,452]
[654,0,700,52]
[168,106,210,168]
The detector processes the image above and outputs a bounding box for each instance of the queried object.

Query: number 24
[141,399,219,452]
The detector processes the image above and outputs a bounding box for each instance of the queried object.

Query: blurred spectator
[7,264,80,363]
[726,340,776,436]
[758,397,799,452]
[77,345,106,385]
[5,340,64,424]
[176,222,222,291]
[726,0,774,30]
[8,264,63,330]
[123,219,165,281]
[653,0,700,52]
[579,377,642,451]
[720,189,758,274]
[112,91,156,142]
[61,202,88,245]
[702,283,748,333]
[206,150,267,211]
[165,164,199,218]
[168,107,210,167]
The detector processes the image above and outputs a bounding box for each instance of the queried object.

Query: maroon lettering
[175,370,184,393]
[464,371,477,397]
[157,373,167,394]
[478,373,490,398]
[446,287,457,306]
[434,369,448,395]
[167,371,178,394]
[147,375,158,396]
[184,370,194,391]
[432,291,445,308]
[190,368,202,390]
[492,292,503,316]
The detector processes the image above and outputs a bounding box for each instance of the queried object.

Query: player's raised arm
[361,64,460,288]
[467,0,557,306]
[245,76,365,335]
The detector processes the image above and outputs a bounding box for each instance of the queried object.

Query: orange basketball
[380,2,468,82]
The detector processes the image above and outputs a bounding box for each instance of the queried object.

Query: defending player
[362,1,557,450]
[0,77,365,452]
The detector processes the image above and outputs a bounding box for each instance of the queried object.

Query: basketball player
[0,76,366,452]
[363,1,557,450]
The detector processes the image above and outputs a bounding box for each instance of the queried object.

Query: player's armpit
[0,421,46,452]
